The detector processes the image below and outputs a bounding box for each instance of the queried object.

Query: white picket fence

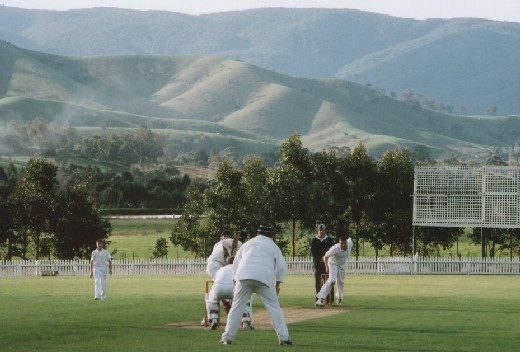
[1,256,519,277]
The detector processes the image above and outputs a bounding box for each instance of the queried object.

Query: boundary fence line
[1,256,519,277]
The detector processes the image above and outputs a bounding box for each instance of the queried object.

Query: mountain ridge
[1,7,519,114]
[1,40,519,161]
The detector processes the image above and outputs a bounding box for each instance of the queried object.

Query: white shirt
[91,249,111,268]
[233,235,287,287]
[214,264,233,286]
[324,238,353,268]
[207,238,241,266]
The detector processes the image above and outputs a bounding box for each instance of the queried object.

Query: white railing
[0,256,519,277]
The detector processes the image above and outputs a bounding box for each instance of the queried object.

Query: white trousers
[317,264,346,301]
[93,267,108,299]
[221,279,289,343]
[206,283,251,322]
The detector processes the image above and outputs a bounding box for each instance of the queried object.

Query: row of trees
[0,159,111,260]
[171,134,520,259]
[0,160,195,260]
[4,118,163,166]
[2,132,519,260]
[57,164,192,209]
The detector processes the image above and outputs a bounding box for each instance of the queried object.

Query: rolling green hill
[1,7,519,115]
[0,40,519,160]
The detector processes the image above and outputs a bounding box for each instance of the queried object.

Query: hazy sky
[2,0,520,23]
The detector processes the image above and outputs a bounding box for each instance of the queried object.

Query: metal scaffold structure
[413,166,520,228]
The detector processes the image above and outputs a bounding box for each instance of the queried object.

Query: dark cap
[239,230,247,242]
[257,225,274,236]
[221,229,231,237]
[317,224,326,230]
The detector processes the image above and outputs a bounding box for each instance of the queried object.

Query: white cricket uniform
[221,235,289,343]
[205,264,251,323]
[316,238,353,302]
[206,238,241,279]
[91,249,112,299]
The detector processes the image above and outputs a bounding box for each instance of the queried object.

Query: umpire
[309,224,334,296]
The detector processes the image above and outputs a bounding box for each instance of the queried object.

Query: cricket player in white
[206,257,253,330]
[315,236,353,307]
[203,230,244,326]
[89,239,112,300]
[220,225,292,346]
[207,230,241,279]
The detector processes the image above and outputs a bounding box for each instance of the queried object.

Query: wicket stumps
[320,274,335,305]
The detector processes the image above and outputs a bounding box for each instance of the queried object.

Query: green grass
[109,219,486,259]
[108,218,190,259]
[0,275,519,351]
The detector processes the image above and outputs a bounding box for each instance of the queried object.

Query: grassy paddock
[108,219,190,259]
[0,275,519,351]
[108,219,486,259]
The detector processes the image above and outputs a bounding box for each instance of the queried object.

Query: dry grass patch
[167,305,349,329]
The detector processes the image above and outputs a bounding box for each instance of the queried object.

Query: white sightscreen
[413,166,520,228]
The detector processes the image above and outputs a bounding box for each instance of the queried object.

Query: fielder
[205,256,253,330]
[89,239,112,300]
[315,236,353,307]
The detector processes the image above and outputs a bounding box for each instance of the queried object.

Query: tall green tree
[0,198,15,259]
[171,188,212,257]
[203,160,245,232]
[171,160,244,258]
[468,228,512,258]
[309,148,350,231]
[370,147,414,256]
[52,184,111,259]
[345,141,377,259]
[9,158,59,259]
[241,156,275,234]
[270,133,313,257]
[414,227,462,256]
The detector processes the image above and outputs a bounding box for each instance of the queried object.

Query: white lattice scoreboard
[413,166,520,228]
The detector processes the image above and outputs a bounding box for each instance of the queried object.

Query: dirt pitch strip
[168,306,349,330]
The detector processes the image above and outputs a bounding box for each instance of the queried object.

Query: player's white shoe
[336,299,342,306]
[315,298,324,307]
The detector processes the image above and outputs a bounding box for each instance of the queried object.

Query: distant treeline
[100,208,184,216]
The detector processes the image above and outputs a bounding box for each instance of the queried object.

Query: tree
[345,141,377,259]
[309,148,351,235]
[498,228,520,260]
[52,184,111,259]
[152,237,168,259]
[468,228,512,258]
[270,133,313,257]
[203,160,245,231]
[415,227,462,256]
[9,158,59,259]
[171,188,212,257]
[240,156,275,233]
[0,198,15,258]
[171,158,243,258]
[369,148,414,256]
[410,145,435,165]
